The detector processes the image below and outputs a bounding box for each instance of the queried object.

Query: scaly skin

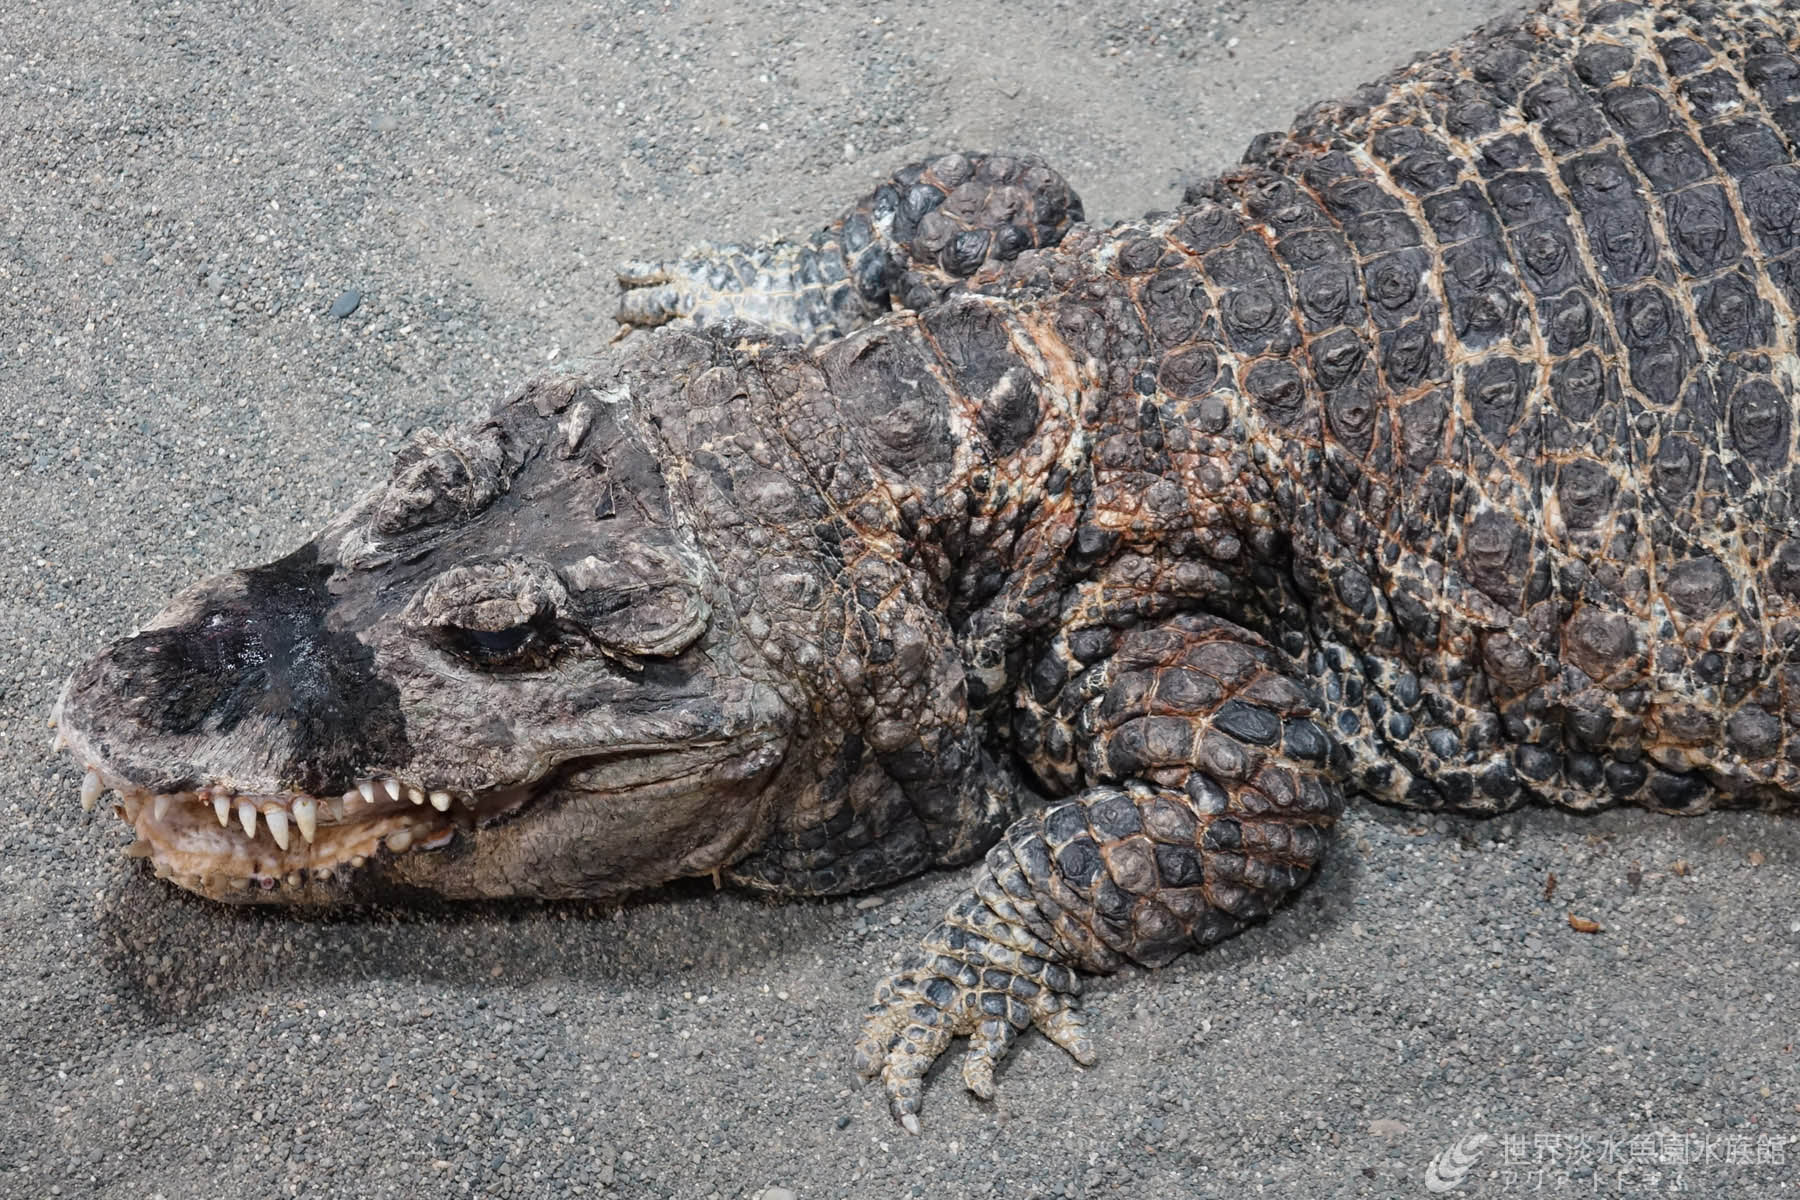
[53,0,1800,1129]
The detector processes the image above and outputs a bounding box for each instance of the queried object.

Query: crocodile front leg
[853,613,1344,1130]
[614,151,1082,346]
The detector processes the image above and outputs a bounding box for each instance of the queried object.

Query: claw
[960,1016,1019,1101]
[615,282,686,330]
[1036,1003,1097,1066]
[851,1036,883,1081]
[615,258,673,286]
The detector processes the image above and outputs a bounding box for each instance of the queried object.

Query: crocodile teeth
[214,793,232,827]
[385,828,413,853]
[265,809,290,851]
[381,778,401,802]
[350,854,367,869]
[407,786,425,806]
[429,791,452,812]
[291,798,317,844]
[153,794,171,821]
[80,770,102,812]
[357,781,376,806]
[238,800,258,840]
[51,731,67,753]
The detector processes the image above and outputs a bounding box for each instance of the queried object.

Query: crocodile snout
[57,544,409,800]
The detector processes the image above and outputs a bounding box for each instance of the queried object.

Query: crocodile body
[53,0,1800,1128]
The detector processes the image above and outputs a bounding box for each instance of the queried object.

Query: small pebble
[328,288,362,319]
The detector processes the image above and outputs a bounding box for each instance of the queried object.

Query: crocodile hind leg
[853,613,1344,1129]
[614,151,1082,346]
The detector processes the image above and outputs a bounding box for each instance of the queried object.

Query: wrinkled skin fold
[55,0,1800,1130]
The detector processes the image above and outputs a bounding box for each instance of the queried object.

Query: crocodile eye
[444,621,546,667]
[405,560,570,669]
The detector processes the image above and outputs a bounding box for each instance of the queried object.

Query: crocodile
[51,0,1800,1132]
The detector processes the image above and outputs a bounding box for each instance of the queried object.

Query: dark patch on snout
[71,544,408,794]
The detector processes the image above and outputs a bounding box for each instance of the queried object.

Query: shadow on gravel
[88,805,1451,1028]
[97,801,1770,1029]
[93,867,841,1021]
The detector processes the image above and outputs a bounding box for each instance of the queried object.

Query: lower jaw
[76,738,787,903]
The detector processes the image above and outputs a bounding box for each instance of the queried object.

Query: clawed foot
[613,255,703,337]
[851,910,1096,1132]
[612,151,1084,351]
[614,239,860,345]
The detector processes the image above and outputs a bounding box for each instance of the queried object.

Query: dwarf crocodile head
[55,370,803,902]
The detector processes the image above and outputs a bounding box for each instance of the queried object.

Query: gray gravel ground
[3,1,1798,1197]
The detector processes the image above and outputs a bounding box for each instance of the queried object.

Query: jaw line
[57,728,785,901]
